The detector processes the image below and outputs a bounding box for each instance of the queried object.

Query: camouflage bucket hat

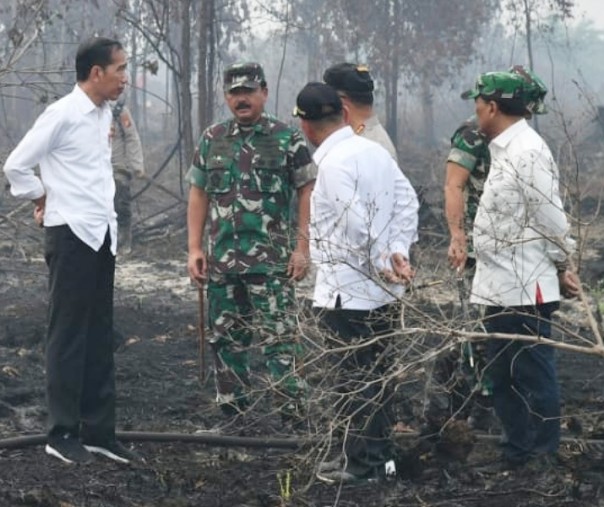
[223,62,266,92]
[509,65,548,115]
[461,71,528,102]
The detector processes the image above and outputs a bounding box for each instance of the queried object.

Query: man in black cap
[323,63,397,160]
[294,82,418,484]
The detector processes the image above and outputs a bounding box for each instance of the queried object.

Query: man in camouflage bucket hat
[447,66,549,271]
[466,70,579,468]
[186,62,316,420]
[427,67,551,436]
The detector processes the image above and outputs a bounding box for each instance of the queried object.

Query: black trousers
[316,302,397,476]
[44,225,116,442]
[484,303,560,464]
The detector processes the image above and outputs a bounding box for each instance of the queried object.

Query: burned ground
[2,188,604,507]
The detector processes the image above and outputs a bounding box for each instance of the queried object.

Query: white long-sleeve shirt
[3,84,117,254]
[471,119,572,307]
[310,126,419,310]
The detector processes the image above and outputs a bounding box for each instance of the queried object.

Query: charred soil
[1,216,604,506]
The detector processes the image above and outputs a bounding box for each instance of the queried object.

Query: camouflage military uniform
[425,118,493,432]
[446,116,490,258]
[187,112,315,415]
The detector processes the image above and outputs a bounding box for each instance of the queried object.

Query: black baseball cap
[323,63,374,93]
[293,82,343,120]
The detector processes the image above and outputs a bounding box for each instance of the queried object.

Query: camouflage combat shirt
[187,113,315,275]
[447,117,490,232]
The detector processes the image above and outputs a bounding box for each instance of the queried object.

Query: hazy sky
[575,0,604,29]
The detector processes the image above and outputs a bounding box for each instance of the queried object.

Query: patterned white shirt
[471,119,572,307]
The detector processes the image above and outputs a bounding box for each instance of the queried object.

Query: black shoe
[45,435,94,464]
[83,439,140,464]
[316,468,379,485]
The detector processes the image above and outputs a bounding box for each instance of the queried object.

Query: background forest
[1,0,603,198]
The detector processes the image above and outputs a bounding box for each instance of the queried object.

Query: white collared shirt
[310,126,419,310]
[3,84,117,253]
[471,119,572,306]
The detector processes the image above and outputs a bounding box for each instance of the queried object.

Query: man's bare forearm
[295,182,313,253]
[187,186,209,252]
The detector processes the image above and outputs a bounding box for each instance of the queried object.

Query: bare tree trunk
[130,13,139,125]
[385,0,400,147]
[420,81,435,147]
[197,0,210,133]
[180,0,194,163]
[275,1,290,117]
[206,0,215,123]
[523,0,540,132]
[523,0,535,70]
[143,39,150,136]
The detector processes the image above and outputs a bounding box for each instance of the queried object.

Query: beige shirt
[361,114,398,162]
[111,105,144,181]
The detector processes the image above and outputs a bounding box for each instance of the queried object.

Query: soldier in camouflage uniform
[424,66,550,432]
[445,119,489,270]
[111,100,144,255]
[323,63,398,161]
[186,63,316,418]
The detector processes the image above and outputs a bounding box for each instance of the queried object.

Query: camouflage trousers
[207,273,306,416]
[424,276,494,432]
[424,340,494,432]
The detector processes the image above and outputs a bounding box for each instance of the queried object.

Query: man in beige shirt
[111,100,144,254]
[323,62,397,161]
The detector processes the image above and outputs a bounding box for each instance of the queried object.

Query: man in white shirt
[3,37,138,465]
[293,82,419,484]
[463,71,579,468]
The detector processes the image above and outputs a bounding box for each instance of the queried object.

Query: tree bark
[197,0,210,133]
[420,81,435,147]
[180,0,194,163]
[385,0,400,148]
